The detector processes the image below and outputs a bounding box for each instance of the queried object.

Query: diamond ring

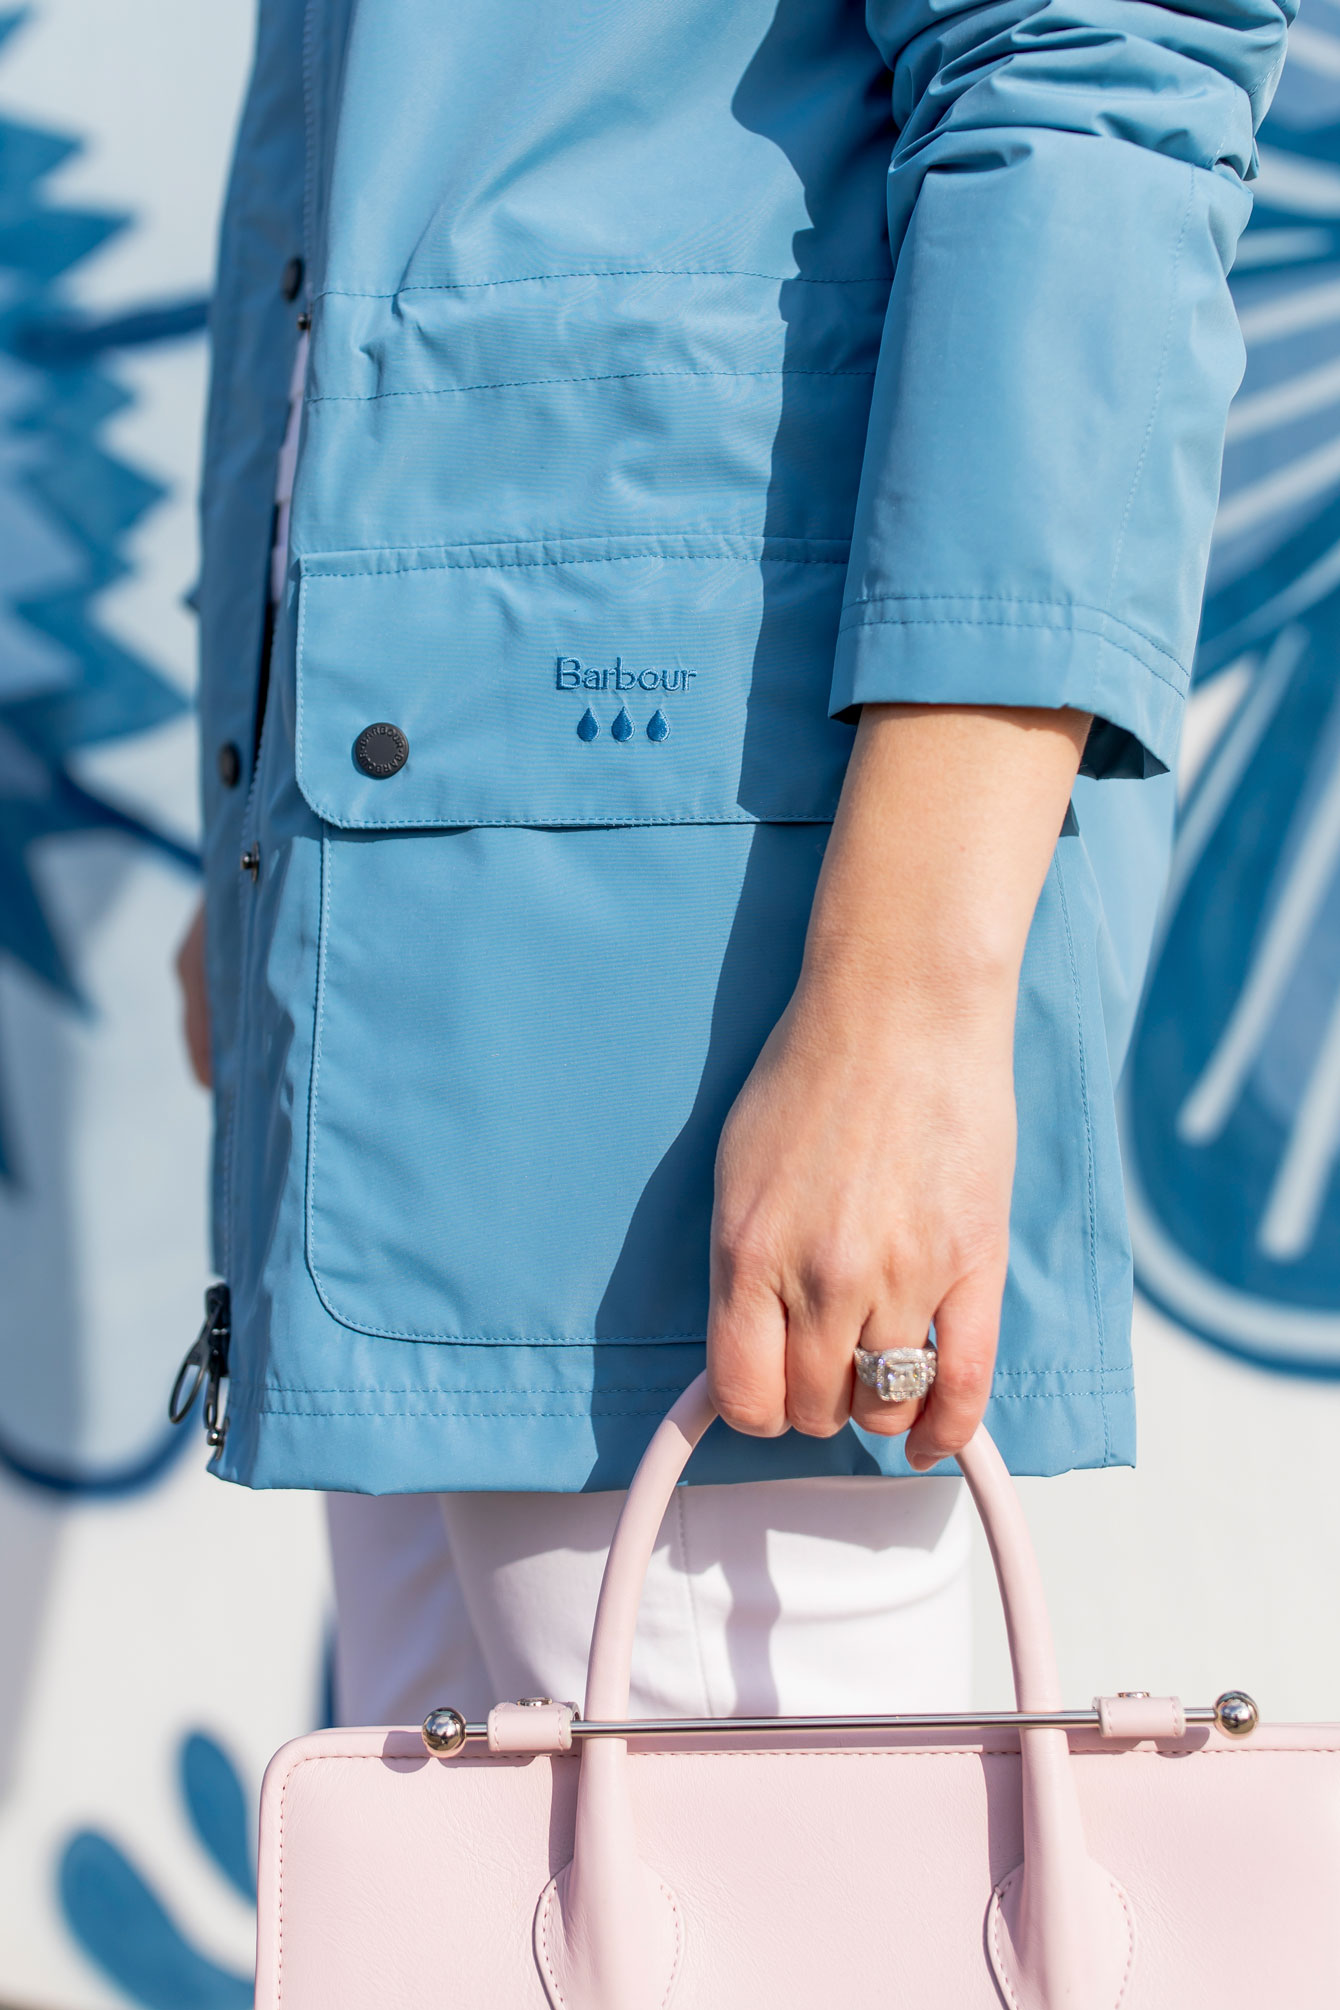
[853,1344,937,1405]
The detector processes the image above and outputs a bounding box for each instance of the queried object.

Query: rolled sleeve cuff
[830,595,1187,779]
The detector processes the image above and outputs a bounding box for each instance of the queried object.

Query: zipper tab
[169,1283,232,1450]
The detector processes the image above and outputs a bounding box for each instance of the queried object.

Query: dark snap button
[217,741,243,788]
[353,722,409,778]
[281,255,304,302]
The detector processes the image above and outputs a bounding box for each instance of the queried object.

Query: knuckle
[718,1396,784,1437]
[709,1361,784,1440]
[713,1221,776,1289]
[786,1399,845,1440]
[936,1350,994,1403]
[801,1244,868,1306]
[854,1406,912,1438]
[879,1228,923,1282]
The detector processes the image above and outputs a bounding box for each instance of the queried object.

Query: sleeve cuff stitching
[836,598,1188,693]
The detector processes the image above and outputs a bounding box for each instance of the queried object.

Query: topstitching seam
[307,365,876,403]
[315,269,892,296]
[303,552,850,575]
[1054,850,1109,1465]
[838,599,1187,687]
[242,1366,1128,1394]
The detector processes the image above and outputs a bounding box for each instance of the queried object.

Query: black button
[281,255,304,302]
[353,723,409,778]
[217,741,243,788]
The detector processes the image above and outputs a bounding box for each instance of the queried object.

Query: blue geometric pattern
[0,9,208,1497]
[1125,9,1340,1369]
[0,7,202,1188]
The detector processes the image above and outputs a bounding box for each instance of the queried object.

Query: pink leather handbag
[256,1375,1339,2008]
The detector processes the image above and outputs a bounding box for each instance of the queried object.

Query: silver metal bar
[455,1705,1220,1741]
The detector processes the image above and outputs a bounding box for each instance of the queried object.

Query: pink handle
[584,1372,1063,1720]
[536,1375,1134,2010]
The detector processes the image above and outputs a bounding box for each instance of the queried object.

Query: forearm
[801,702,1091,1020]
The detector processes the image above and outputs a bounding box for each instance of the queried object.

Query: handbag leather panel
[293,538,856,831]
[257,1728,1340,2009]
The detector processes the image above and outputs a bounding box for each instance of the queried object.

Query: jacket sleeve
[832,0,1296,776]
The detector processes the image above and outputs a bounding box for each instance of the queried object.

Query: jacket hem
[211,1366,1136,1493]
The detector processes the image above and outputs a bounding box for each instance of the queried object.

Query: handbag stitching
[987,1866,1136,2010]
[535,1872,685,2010]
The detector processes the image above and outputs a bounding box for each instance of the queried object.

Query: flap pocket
[294,538,856,828]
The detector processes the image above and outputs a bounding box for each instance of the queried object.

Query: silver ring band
[853,1345,937,1405]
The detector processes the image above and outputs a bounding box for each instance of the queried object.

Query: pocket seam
[303,827,718,1347]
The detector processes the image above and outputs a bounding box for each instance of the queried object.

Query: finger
[708,1272,789,1438]
[849,1308,936,1440]
[904,1269,1003,1471]
[783,1300,864,1438]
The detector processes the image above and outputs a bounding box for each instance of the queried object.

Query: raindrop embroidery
[646,709,670,742]
[611,705,634,743]
[577,707,600,742]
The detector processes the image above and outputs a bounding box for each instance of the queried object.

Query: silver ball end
[1213,1690,1259,1738]
[422,1705,467,1755]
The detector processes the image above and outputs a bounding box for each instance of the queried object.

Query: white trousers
[326,1475,973,1727]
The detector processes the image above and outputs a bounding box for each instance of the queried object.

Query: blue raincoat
[198,0,1294,1493]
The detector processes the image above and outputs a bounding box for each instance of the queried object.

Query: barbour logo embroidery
[558,657,689,746]
[555,655,697,695]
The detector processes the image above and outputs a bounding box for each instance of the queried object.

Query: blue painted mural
[0,18,329,2010]
[59,1733,255,2010]
[0,5,206,1495]
[1,2,1336,2003]
[1125,0,1340,1371]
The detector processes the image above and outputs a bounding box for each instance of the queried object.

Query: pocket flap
[294,539,855,828]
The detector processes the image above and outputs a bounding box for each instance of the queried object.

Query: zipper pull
[169,1283,232,1450]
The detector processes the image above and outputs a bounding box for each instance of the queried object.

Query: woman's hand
[176,898,213,1089]
[707,702,1090,1469]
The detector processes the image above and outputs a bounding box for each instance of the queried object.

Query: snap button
[281,255,304,302]
[353,722,409,778]
[217,741,242,789]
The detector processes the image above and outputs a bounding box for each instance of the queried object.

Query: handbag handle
[535,1374,1135,2010]
[585,1372,1063,1719]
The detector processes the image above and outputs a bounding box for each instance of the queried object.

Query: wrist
[799,914,1023,1019]
[790,931,1020,1054]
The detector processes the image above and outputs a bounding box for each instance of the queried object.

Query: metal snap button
[217,741,242,789]
[353,722,409,778]
[281,255,304,302]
